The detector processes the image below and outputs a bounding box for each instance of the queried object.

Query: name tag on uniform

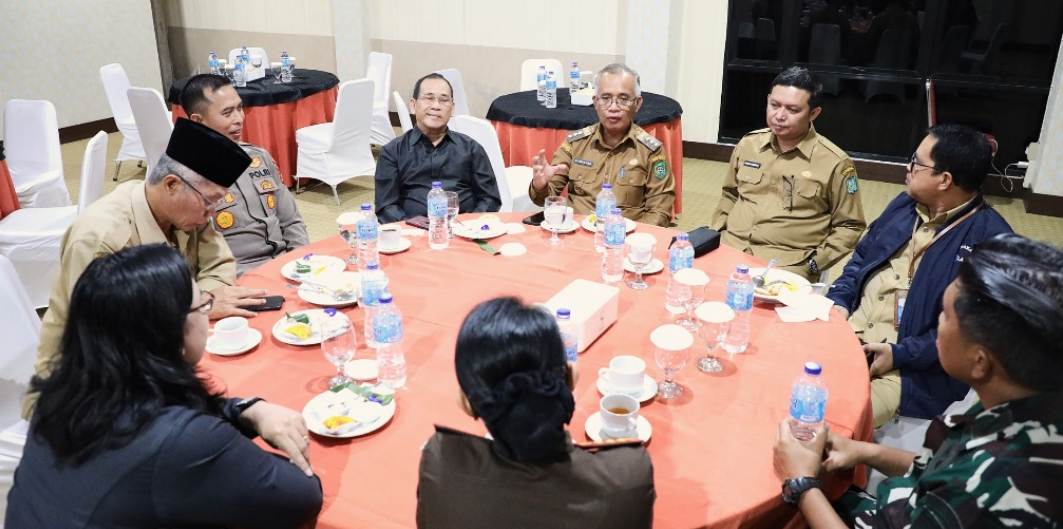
[742,160,761,169]
[573,158,594,168]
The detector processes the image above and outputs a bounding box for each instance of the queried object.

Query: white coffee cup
[213,317,249,351]
[380,225,402,248]
[599,393,640,438]
[598,355,646,396]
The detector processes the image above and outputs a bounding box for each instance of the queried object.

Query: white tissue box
[570,87,595,106]
[543,279,619,352]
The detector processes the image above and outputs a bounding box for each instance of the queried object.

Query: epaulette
[567,125,596,143]
[635,128,662,151]
[743,127,771,138]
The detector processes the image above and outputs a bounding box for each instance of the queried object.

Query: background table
[204,213,873,528]
[0,142,19,220]
[487,90,685,213]
[168,70,340,187]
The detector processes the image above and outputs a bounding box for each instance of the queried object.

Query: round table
[0,141,19,220]
[204,213,872,528]
[487,90,686,214]
[168,70,340,187]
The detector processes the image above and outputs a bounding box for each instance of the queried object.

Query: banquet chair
[448,115,539,213]
[393,91,413,133]
[0,131,108,308]
[809,24,842,96]
[367,52,396,145]
[3,100,70,209]
[294,79,377,205]
[435,68,471,116]
[99,63,147,181]
[519,59,564,91]
[126,87,174,172]
[864,30,912,103]
[0,253,37,524]
[227,47,270,67]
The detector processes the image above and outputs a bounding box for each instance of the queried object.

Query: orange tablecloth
[204,213,872,529]
[0,160,19,220]
[171,88,337,187]
[492,119,685,214]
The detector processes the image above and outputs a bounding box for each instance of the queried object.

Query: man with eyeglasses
[827,124,1012,427]
[180,74,309,277]
[712,66,866,281]
[530,63,675,227]
[374,73,500,223]
[25,118,265,420]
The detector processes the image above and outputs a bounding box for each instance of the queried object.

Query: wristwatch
[807,257,820,276]
[236,396,265,413]
[782,476,822,507]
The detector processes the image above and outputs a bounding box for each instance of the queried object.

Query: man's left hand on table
[209,285,268,319]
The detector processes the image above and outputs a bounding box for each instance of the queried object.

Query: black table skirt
[0,140,5,161]
[167,69,340,108]
[486,89,683,130]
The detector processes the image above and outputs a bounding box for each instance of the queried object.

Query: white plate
[303,388,396,438]
[505,223,527,235]
[207,328,262,356]
[344,358,378,380]
[379,238,413,254]
[297,272,361,307]
[453,221,508,240]
[271,309,342,346]
[281,255,347,282]
[499,242,527,257]
[624,258,664,275]
[748,267,811,303]
[584,412,653,442]
[540,219,579,234]
[595,375,659,403]
[581,215,637,233]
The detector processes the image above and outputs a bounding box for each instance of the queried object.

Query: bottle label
[668,252,685,272]
[595,199,615,220]
[361,282,381,305]
[790,392,826,423]
[565,344,578,362]
[605,224,625,246]
[357,220,377,240]
[428,198,447,218]
[726,288,753,311]
[373,315,403,343]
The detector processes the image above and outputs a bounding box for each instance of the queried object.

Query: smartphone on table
[247,295,285,312]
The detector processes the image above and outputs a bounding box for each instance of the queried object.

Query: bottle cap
[379,292,393,304]
[361,203,372,211]
[610,207,621,216]
[602,183,613,189]
[556,308,571,319]
[804,362,822,376]
[431,181,442,188]
[677,232,689,241]
[736,264,749,274]
[365,261,380,270]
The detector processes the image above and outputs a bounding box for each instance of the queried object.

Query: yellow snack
[323,415,355,429]
[587,213,597,224]
[284,323,313,340]
[756,281,799,297]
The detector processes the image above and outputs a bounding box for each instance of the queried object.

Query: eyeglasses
[191,291,214,314]
[595,95,637,109]
[907,153,943,174]
[175,174,225,211]
[781,175,795,212]
[417,95,454,107]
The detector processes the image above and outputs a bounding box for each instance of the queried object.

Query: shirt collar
[410,126,453,148]
[591,123,637,151]
[915,193,981,226]
[131,182,174,246]
[943,390,1063,443]
[763,124,819,159]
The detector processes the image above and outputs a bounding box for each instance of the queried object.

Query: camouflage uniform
[835,391,1063,527]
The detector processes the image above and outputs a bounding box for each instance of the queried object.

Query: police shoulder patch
[567,125,595,143]
[215,211,235,229]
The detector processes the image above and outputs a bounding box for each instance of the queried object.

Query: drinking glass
[625,234,656,290]
[445,191,459,237]
[337,212,360,266]
[673,268,710,330]
[250,55,263,69]
[544,196,567,246]
[321,318,356,388]
[694,301,734,373]
[270,62,283,84]
[651,324,694,399]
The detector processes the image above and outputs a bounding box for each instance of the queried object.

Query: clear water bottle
[601,207,626,283]
[545,71,558,109]
[209,52,220,75]
[569,61,581,90]
[356,203,379,272]
[537,65,547,102]
[241,46,250,66]
[360,262,386,348]
[374,292,407,389]
[721,265,754,354]
[427,182,449,250]
[280,51,293,83]
[594,184,617,252]
[556,308,578,363]
[664,233,697,313]
[234,58,247,88]
[790,362,828,441]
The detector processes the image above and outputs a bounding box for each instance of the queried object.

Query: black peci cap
[166,118,251,188]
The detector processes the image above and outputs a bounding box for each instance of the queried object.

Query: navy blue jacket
[828,193,1012,419]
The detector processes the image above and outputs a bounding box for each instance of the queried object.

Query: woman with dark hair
[417,296,655,528]
[6,244,322,529]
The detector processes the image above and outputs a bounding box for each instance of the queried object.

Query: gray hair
[146,153,204,187]
[595,63,642,97]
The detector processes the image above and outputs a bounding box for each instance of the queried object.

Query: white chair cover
[126,87,174,173]
[520,58,564,91]
[0,254,40,385]
[435,68,471,116]
[3,100,70,208]
[99,63,146,172]
[367,52,396,145]
[393,91,413,133]
[78,131,108,213]
[447,115,538,213]
[294,79,377,205]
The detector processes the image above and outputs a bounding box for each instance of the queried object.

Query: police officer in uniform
[530,63,674,228]
[25,118,264,419]
[712,66,866,281]
[181,74,309,276]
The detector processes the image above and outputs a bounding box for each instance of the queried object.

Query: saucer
[281,255,346,282]
[624,258,664,275]
[379,238,412,254]
[505,223,527,235]
[499,242,527,257]
[595,375,658,403]
[207,328,262,356]
[584,412,652,442]
[540,219,579,234]
[271,309,340,346]
[344,358,379,380]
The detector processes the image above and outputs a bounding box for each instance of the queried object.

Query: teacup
[214,317,249,351]
[380,225,402,249]
[598,355,646,396]
[600,393,640,438]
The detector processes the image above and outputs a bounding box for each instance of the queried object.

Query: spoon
[753,259,777,288]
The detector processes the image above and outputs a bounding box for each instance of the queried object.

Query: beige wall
[0,0,161,134]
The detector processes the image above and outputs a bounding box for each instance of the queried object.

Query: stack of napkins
[774,290,835,323]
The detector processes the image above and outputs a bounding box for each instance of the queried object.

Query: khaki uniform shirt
[848,197,974,344]
[24,181,236,419]
[529,123,674,227]
[711,126,866,280]
[213,144,309,277]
